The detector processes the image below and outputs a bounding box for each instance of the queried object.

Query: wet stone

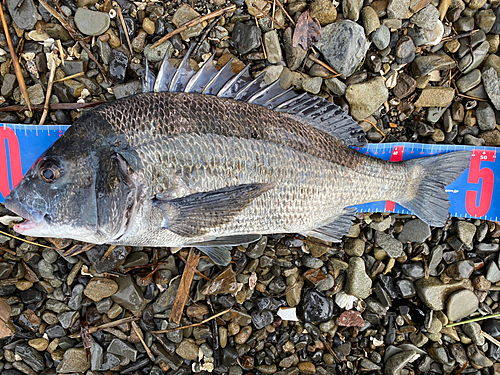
[109,49,128,84]
[84,277,118,302]
[15,344,44,372]
[56,348,90,373]
[107,338,137,362]
[482,319,500,337]
[6,0,39,30]
[112,275,146,312]
[172,4,203,39]
[396,279,416,298]
[398,219,431,243]
[252,310,274,329]
[301,289,335,323]
[415,277,470,310]
[283,27,307,70]
[374,231,404,258]
[87,245,128,273]
[74,8,110,36]
[232,22,261,55]
[345,257,372,299]
[446,289,479,321]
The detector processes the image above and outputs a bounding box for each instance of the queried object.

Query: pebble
[6,0,39,30]
[297,362,316,374]
[372,25,391,50]
[387,0,410,19]
[1,74,17,97]
[83,277,118,302]
[362,6,381,35]
[315,20,370,78]
[384,350,417,375]
[345,77,388,120]
[412,54,455,77]
[455,221,476,245]
[74,8,110,36]
[172,4,203,40]
[144,41,173,63]
[414,87,455,107]
[302,77,323,94]
[111,275,146,311]
[310,0,337,25]
[483,67,500,110]
[446,289,479,321]
[374,231,404,258]
[176,339,199,361]
[415,277,470,310]
[263,30,282,64]
[459,41,490,74]
[345,257,372,299]
[107,338,137,362]
[109,49,128,84]
[232,22,262,55]
[56,348,91,373]
[301,289,336,322]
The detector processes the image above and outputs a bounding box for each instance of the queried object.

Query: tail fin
[398,151,471,227]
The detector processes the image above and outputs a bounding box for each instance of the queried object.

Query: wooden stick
[0,246,16,256]
[40,50,58,125]
[252,3,285,29]
[131,321,154,360]
[273,0,295,25]
[152,308,231,334]
[482,331,500,348]
[361,118,385,137]
[113,2,133,56]
[69,317,140,337]
[0,230,53,248]
[308,55,340,76]
[57,39,65,66]
[0,2,31,111]
[54,71,85,83]
[0,101,102,112]
[151,5,236,49]
[100,245,117,262]
[169,248,200,324]
[176,253,212,281]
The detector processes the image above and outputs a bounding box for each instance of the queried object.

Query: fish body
[4,50,471,265]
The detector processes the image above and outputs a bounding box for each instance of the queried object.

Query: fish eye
[39,158,62,183]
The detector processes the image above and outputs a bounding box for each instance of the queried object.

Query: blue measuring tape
[1,123,499,222]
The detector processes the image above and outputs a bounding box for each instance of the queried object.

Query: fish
[4,46,471,266]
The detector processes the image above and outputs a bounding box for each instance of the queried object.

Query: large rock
[415,277,471,310]
[345,77,388,120]
[315,20,370,78]
[74,8,110,36]
[6,0,39,30]
[446,289,479,321]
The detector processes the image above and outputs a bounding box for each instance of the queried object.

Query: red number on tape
[0,127,23,197]
[465,150,495,217]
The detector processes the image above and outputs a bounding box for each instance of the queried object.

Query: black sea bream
[4,46,471,265]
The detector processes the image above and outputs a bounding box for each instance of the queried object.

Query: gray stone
[398,219,431,243]
[113,81,142,99]
[232,22,261,55]
[74,8,110,36]
[96,39,112,66]
[387,0,410,19]
[325,77,347,95]
[446,289,479,321]
[490,5,500,34]
[38,259,54,279]
[302,255,324,268]
[467,344,493,369]
[87,244,128,273]
[475,9,496,33]
[111,275,146,312]
[264,30,282,64]
[385,351,417,375]
[344,238,365,257]
[408,21,444,46]
[459,41,489,74]
[462,322,485,346]
[362,6,380,35]
[345,77,388,120]
[56,348,90,373]
[415,277,470,310]
[455,221,476,245]
[58,311,79,329]
[345,257,372,299]
[107,338,137,362]
[428,245,443,276]
[412,54,456,77]
[144,40,173,63]
[456,69,482,93]
[1,74,17,97]
[302,77,322,94]
[247,236,267,258]
[176,339,199,361]
[476,102,496,131]
[6,0,39,30]
[486,261,500,283]
[316,274,335,291]
[90,338,103,371]
[372,25,390,50]
[374,231,404,258]
[315,20,370,78]
[283,27,307,70]
[263,65,284,84]
[153,277,180,312]
[100,353,121,371]
[410,5,440,30]
[483,67,500,110]
[458,30,486,58]
[172,4,203,39]
[343,0,363,21]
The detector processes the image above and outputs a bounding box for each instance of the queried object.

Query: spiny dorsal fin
[143,46,366,146]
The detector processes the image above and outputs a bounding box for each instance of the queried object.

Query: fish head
[5,112,142,243]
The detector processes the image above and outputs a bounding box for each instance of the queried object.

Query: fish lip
[4,198,46,226]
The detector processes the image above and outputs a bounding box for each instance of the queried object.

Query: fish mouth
[4,198,47,234]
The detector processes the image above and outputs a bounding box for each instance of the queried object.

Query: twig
[362,118,385,137]
[0,2,31,112]
[69,317,140,337]
[169,248,200,324]
[38,0,109,83]
[151,307,231,334]
[40,49,58,125]
[445,312,500,327]
[252,3,285,29]
[0,230,53,248]
[113,2,133,57]
[131,321,154,360]
[192,15,222,56]
[54,71,85,83]
[151,5,236,49]
[441,29,479,42]
[308,55,340,77]
[56,39,65,66]
[0,101,102,112]
[273,0,295,25]
[63,242,95,257]
[482,331,500,348]
[100,245,117,262]
[176,253,212,281]
[272,0,276,29]
[0,246,16,256]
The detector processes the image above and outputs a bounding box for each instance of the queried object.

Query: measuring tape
[1,123,499,222]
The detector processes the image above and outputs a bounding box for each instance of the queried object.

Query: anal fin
[193,234,262,266]
[306,208,357,243]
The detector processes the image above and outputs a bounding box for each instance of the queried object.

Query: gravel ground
[1,0,500,374]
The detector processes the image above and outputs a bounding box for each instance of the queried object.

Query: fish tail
[397,151,472,227]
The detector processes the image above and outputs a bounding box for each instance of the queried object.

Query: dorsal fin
[142,45,366,146]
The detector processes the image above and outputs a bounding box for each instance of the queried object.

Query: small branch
[131,321,154,360]
[252,3,285,29]
[57,39,65,66]
[308,55,340,77]
[63,242,96,257]
[273,0,295,25]
[0,2,31,112]
[69,317,140,338]
[113,2,133,57]
[54,71,85,83]
[445,312,500,327]
[100,245,117,262]
[441,29,479,42]
[40,49,58,125]
[0,230,53,248]
[176,253,212,282]
[151,5,236,49]
[151,307,231,334]
[0,246,16,256]
[482,331,500,348]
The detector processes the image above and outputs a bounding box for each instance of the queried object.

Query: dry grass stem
[0,230,53,248]
[151,307,232,334]
[113,2,134,56]
[445,312,500,327]
[308,55,340,76]
[272,0,295,25]
[57,39,65,65]
[131,321,154,359]
[251,3,285,29]
[40,49,58,125]
[482,331,500,347]
[151,4,236,49]
[54,71,85,83]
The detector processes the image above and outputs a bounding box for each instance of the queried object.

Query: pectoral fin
[306,207,357,243]
[153,183,274,237]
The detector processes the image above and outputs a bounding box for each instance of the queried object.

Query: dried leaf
[292,10,322,51]
[22,261,39,283]
[202,266,238,295]
[0,299,13,338]
[64,243,95,257]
